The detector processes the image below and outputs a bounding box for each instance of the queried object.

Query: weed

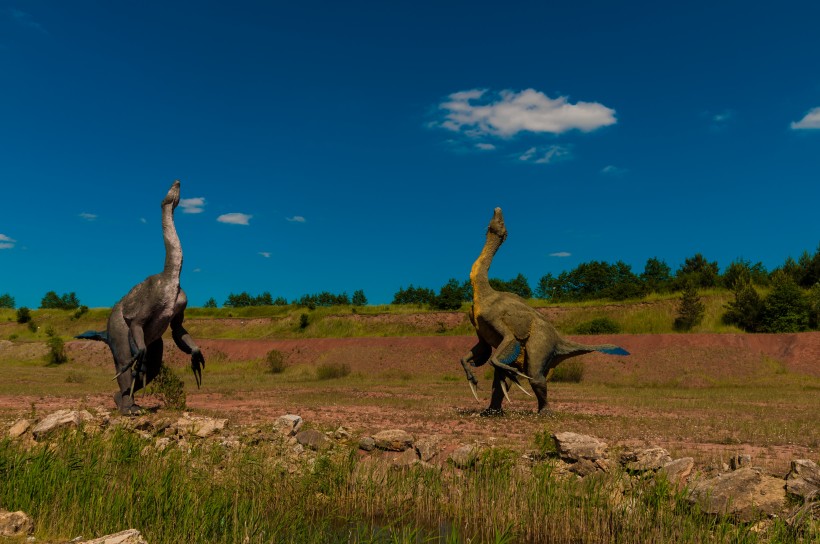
[44,335,68,366]
[147,364,187,410]
[549,360,584,383]
[316,362,350,380]
[575,317,621,334]
[64,371,86,384]
[265,349,286,374]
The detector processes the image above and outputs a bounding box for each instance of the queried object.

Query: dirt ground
[3,332,820,474]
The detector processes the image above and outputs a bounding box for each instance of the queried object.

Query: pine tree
[674,282,705,331]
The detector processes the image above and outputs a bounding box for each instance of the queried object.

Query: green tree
[203,297,218,308]
[273,296,288,306]
[674,282,705,331]
[16,307,31,324]
[392,285,436,305]
[760,271,809,332]
[432,278,466,310]
[255,292,274,306]
[675,254,719,289]
[806,283,820,330]
[351,290,367,306]
[0,293,14,309]
[641,257,672,293]
[723,278,763,332]
[40,291,81,310]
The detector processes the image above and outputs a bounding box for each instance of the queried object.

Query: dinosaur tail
[557,338,629,357]
[75,330,109,344]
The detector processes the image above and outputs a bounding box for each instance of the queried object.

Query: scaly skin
[460,208,628,416]
[78,180,204,415]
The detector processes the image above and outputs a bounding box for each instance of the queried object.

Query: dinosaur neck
[470,232,503,299]
[162,203,183,279]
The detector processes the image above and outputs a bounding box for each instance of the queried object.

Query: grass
[1,428,815,543]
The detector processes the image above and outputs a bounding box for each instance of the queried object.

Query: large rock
[295,429,331,451]
[8,418,31,438]
[450,444,479,469]
[32,409,95,440]
[552,432,608,462]
[358,436,376,452]
[785,459,820,500]
[661,457,694,489]
[688,467,787,522]
[175,414,227,438]
[415,435,442,462]
[621,447,673,472]
[373,429,414,452]
[275,414,303,437]
[0,510,33,537]
[76,529,149,544]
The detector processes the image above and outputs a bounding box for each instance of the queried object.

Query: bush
[674,282,705,331]
[351,290,367,306]
[265,349,286,374]
[16,307,31,324]
[723,279,763,332]
[147,364,186,410]
[45,335,69,365]
[548,361,584,383]
[40,291,81,310]
[574,317,621,335]
[72,305,89,320]
[760,272,809,332]
[0,293,14,309]
[299,313,309,329]
[316,362,350,380]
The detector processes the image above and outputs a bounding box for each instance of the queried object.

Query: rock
[373,429,414,452]
[75,529,149,544]
[391,448,420,468]
[414,435,442,462]
[295,429,331,451]
[0,510,33,537]
[275,414,303,437]
[552,432,607,462]
[333,426,351,440]
[31,409,95,440]
[175,414,227,438]
[155,437,172,452]
[661,457,694,488]
[8,419,31,438]
[785,459,820,500]
[450,444,479,469]
[622,447,672,472]
[569,459,600,477]
[688,467,787,522]
[730,454,752,471]
[358,436,376,452]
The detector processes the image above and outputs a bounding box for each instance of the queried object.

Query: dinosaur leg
[480,368,507,417]
[524,332,556,416]
[134,339,163,394]
[459,338,492,401]
[109,317,142,416]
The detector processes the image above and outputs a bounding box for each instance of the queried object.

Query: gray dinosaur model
[460,208,628,415]
[77,180,204,415]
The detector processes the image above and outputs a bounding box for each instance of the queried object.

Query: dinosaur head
[487,207,507,242]
[162,180,181,210]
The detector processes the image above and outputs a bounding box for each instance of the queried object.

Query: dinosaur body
[460,208,628,415]
[77,180,204,415]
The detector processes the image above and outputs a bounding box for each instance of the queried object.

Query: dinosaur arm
[170,291,205,387]
[127,320,147,364]
[492,336,523,368]
[460,337,492,400]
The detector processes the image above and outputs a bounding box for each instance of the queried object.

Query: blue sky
[1,1,819,308]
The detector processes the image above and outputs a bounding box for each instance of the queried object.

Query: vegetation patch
[316,362,350,380]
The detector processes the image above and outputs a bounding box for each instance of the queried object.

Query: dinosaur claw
[511,379,532,397]
[468,380,479,401]
[500,380,511,403]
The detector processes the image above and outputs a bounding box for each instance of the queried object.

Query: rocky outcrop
[174,413,227,438]
[31,409,95,440]
[786,459,820,500]
[553,432,608,462]
[76,529,149,544]
[372,429,414,452]
[0,510,33,537]
[688,467,788,522]
[275,414,303,437]
[449,444,479,469]
[295,429,331,451]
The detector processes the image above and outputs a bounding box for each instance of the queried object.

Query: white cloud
[437,88,616,137]
[0,234,15,243]
[0,234,15,250]
[791,107,820,130]
[549,252,572,257]
[179,197,206,214]
[11,9,46,33]
[79,212,97,221]
[193,268,201,273]
[712,111,732,124]
[258,252,271,258]
[286,216,306,223]
[139,217,147,224]
[0,243,13,250]
[601,165,627,176]
[519,145,571,164]
[475,142,496,151]
[217,213,252,225]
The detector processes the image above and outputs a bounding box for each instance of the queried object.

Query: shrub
[351,290,367,306]
[27,321,38,333]
[72,305,89,320]
[65,371,86,384]
[299,313,309,329]
[760,271,809,332]
[674,282,705,331]
[723,279,763,332]
[316,362,350,380]
[0,293,14,309]
[16,307,31,324]
[147,364,187,410]
[265,349,286,374]
[575,317,621,335]
[45,335,69,365]
[549,360,584,383]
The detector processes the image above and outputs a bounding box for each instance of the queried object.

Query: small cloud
[11,8,47,33]
[436,88,616,138]
[519,145,571,164]
[179,197,206,214]
[475,142,496,151]
[139,217,147,224]
[791,107,820,130]
[549,252,572,257]
[0,243,13,250]
[258,252,271,258]
[217,213,252,225]
[193,268,201,273]
[601,165,627,176]
[0,234,15,250]
[712,110,732,124]
[286,216,306,223]
[0,234,15,243]
[79,212,97,221]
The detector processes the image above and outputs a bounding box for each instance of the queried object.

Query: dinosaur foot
[536,408,556,419]
[114,392,144,416]
[479,407,505,418]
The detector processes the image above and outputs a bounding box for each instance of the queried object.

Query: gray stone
[785,459,820,500]
[661,457,694,488]
[622,447,672,472]
[373,429,414,451]
[552,432,607,462]
[333,426,351,440]
[415,435,442,462]
[32,409,94,440]
[296,429,331,451]
[358,436,376,452]
[8,418,31,438]
[0,510,33,537]
[730,454,752,471]
[688,467,787,522]
[275,414,303,436]
[174,414,227,438]
[450,444,479,469]
[391,448,420,468]
[76,529,148,544]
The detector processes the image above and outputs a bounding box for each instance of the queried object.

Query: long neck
[162,204,183,279]
[470,232,503,299]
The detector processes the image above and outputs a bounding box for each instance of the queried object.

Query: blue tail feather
[599,346,629,356]
[75,330,109,343]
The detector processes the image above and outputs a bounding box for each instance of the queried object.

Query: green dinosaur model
[459,207,629,415]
